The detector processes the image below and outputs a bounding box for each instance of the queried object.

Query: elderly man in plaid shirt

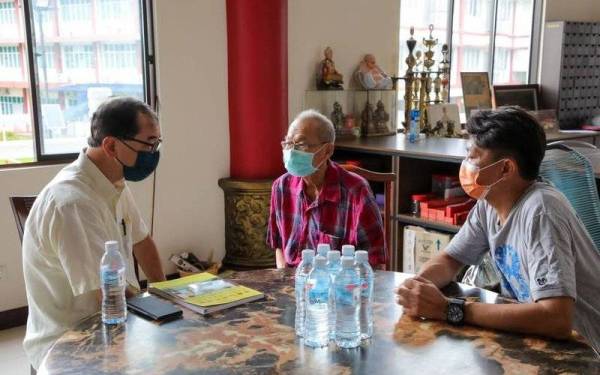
[267,109,386,269]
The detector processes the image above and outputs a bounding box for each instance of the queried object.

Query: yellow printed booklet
[149,273,264,315]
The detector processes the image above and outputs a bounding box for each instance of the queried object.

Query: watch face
[448,304,464,324]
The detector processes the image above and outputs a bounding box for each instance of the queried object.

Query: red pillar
[226,0,288,180]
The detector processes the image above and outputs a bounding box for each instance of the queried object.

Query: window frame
[419,0,542,104]
[0,0,156,169]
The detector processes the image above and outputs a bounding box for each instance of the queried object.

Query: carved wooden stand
[218,178,275,269]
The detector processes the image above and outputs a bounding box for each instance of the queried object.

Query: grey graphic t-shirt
[446,181,600,355]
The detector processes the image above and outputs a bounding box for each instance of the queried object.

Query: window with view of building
[101,43,137,69]
[59,0,91,23]
[63,44,94,69]
[398,0,537,123]
[0,1,16,25]
[0,46,20,68]
[0,96,23,115]
[98,0,131,20]
[0,0,153,165]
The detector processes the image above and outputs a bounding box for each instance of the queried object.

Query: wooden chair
[340,164,396,270]
[9,196,37,244]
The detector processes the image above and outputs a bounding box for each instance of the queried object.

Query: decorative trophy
[419,24,438,132]
[401,24,451,136]
[433,73,442,103]
[403,26,417,128]
[439,44,450,102]
[422,24,438,72]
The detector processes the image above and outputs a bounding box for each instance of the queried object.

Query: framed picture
[460,72,492,120]
[426,103,461,138]
[493,84,539,111]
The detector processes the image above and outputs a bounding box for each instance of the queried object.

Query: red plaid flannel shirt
[267,161,386,267]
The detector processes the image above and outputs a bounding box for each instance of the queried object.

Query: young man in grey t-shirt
[396,107,600,355]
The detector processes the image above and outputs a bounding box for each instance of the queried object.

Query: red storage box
[445,199,476,217]
[420,197,469,220]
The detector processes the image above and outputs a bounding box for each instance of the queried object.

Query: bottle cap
[314,255,327,268]
[327,250,341,262]
[302,249,315,261]
[316,243,331,257]
[341,256,355,268]
[355,250,368,263]
[105,241,119,252]
[341,245,355,257]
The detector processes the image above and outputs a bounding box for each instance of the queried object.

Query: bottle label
[360,280,369,297]
[101,269,124,285]
[337,283,360,305]
[308,281,329,304]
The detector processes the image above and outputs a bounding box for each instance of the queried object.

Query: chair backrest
[539,144,600,252]
[9,196,37,244]
[9,194,142,284]
[340,164,396,269]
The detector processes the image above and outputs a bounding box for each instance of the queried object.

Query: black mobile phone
[127,295,182,323]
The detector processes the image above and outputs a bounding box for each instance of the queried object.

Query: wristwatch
[446,298,465,326]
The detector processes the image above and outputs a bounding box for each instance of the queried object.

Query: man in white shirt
[22,97,166,371]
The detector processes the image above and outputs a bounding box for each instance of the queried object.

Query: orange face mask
[459,159,507,200]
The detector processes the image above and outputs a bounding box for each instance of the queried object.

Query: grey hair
[288,109,336,143]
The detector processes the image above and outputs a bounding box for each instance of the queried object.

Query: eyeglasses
[119,137,163,153]
[280,140,327,152]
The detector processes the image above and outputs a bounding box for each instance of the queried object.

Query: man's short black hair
[466,107,546,180]
[88,96,158,147]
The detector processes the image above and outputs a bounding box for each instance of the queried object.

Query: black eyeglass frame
[118,137,163,153]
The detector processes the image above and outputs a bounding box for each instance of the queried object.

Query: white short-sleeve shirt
[22,150,149,369]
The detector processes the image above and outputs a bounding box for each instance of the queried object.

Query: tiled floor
[0,325,29,375]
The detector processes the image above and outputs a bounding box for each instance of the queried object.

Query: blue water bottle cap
[316,243,331,257]
[105,241,119,252]
[327,250,341,262]
[355,250,368,263]
[302,249,315,260]
[341,245,355,257]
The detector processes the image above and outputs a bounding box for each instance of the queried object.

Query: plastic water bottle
[327,250,342,339]
[295,249,315,337]
[356,250,374,340]
[334,256,361,348]
[327,251,342,280]
[101,241,127,325]
[341,244,355,258]
[317,243,331,258]
[304,256,331,348]
[408,109,420,144]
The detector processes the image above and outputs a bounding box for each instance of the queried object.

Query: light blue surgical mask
[283,145,325,177]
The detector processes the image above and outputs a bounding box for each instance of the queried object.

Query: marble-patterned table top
[39,269,599,374]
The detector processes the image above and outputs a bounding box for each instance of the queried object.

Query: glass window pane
[493,0,534,84]
[0,0,35,165]
[450,0,493,120]
[31,0,145,156]
[398,0,450,128]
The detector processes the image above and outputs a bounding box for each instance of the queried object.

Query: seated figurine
[316,47,344,90]
[355,54,393,90]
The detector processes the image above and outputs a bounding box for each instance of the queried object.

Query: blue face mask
[122,150,160,182]
[115,138,161,182]
[283,146,324,177]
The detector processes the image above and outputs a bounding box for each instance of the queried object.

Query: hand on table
[395,276,448,321]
